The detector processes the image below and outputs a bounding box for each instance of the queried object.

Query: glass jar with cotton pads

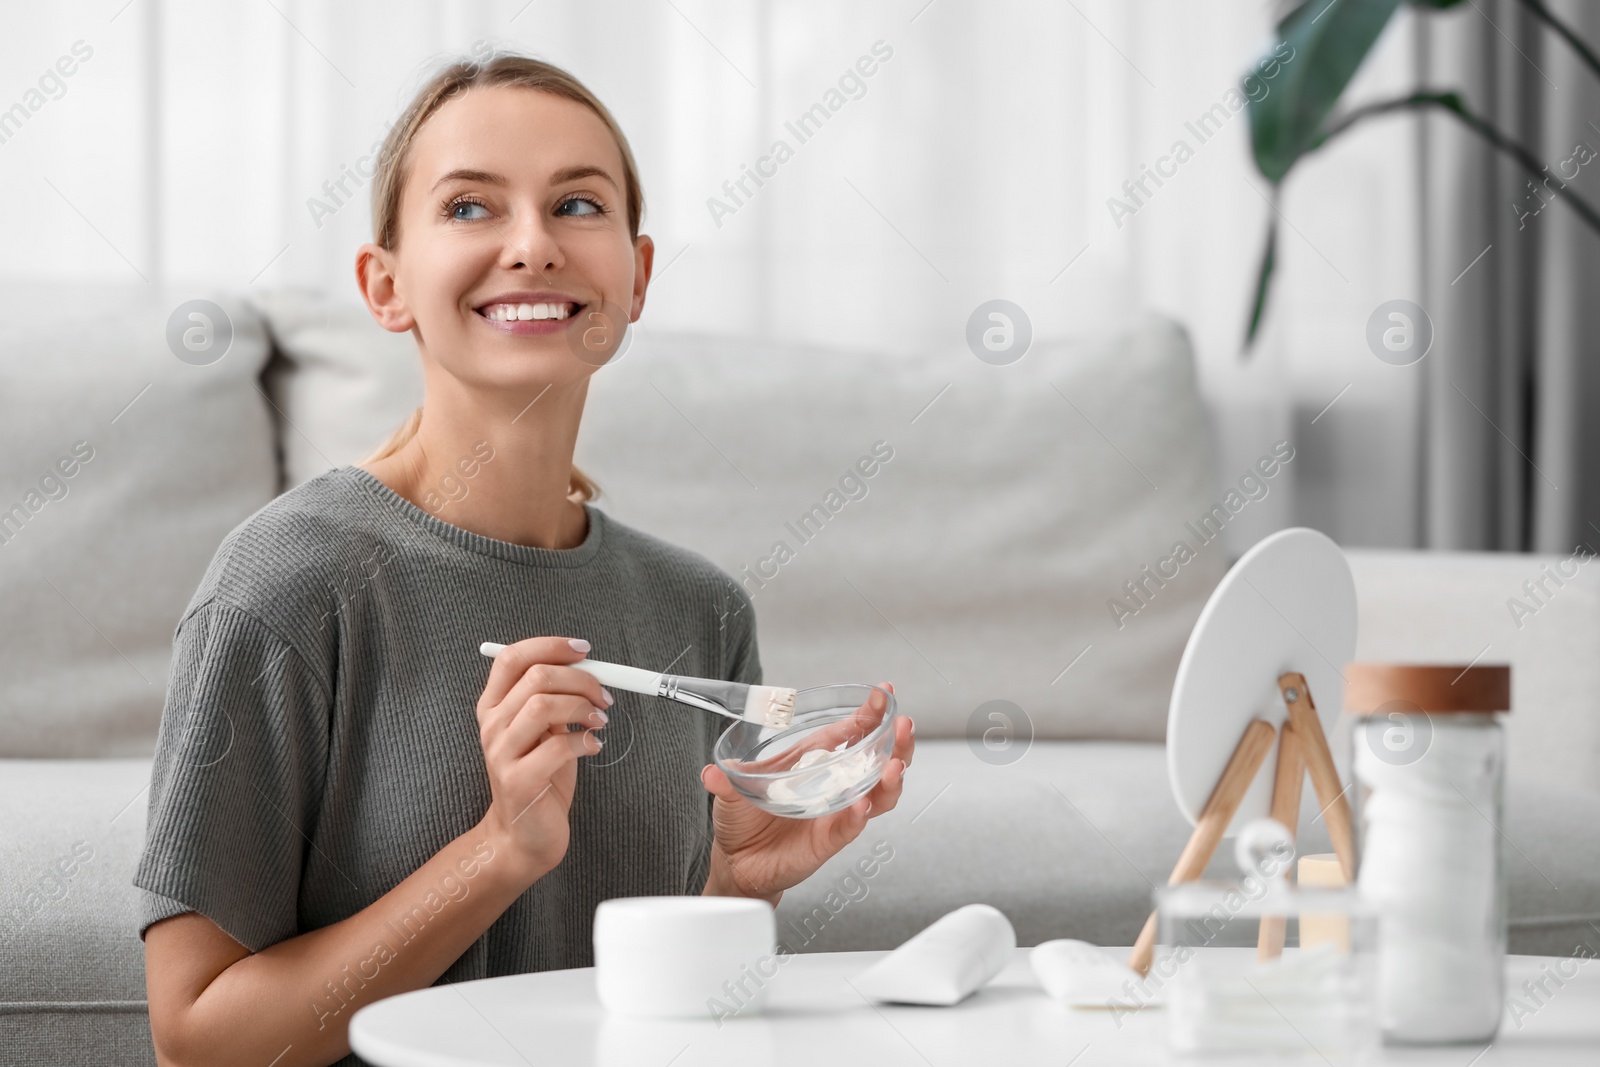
[1156,818,1378,1059]
[1346,663,1510,1045]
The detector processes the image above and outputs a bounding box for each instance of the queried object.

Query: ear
[355,242,416,334]
[627,233,655,323]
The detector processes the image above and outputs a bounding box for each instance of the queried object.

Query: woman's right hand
[475,636,613,882]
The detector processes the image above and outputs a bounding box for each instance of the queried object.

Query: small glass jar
[1157,819,1378,1059]
[1346,663,1511,1045]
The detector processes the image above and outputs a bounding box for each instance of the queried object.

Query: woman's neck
[357,377,591,551]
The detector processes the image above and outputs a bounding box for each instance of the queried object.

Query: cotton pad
[1031,939,1146,1007]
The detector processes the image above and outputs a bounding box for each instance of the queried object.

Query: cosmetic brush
[478,642,797,729]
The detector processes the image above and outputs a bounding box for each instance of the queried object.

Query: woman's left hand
[699,681,913,904]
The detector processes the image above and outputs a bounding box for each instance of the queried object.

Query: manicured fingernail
[601,688,614,707]
[591,732,605,749]
[864,800,873,816]
[909,719,916,735]
[569,638,591,652]
[590,709,609,726]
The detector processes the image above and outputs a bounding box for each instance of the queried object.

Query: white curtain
[3,0,1428,551]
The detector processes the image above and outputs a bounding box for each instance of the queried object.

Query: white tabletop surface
[349,947,1600,1066]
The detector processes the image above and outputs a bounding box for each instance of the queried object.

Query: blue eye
[558,195,607,217]
[448,198,490,221]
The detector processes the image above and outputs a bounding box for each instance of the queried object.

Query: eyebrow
[549,165,619,190]
[431,165,619,192]
[432,168,505,191]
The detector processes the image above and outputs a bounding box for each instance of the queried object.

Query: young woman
[137,52,914,1067]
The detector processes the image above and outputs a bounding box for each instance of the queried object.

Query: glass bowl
[712,684,897,819]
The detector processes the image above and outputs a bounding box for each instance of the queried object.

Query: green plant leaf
[1244,214,1278,349]
[1249,0,1403,183]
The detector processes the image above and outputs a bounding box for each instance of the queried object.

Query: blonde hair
[361,49,644,505]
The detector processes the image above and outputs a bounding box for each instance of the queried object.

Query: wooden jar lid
[1343,663,1510,714]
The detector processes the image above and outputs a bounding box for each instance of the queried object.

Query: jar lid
[1343,663,1510,714]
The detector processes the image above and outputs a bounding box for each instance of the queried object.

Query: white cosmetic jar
[593,896,777,1018]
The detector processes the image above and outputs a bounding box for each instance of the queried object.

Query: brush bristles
[745,685,798,728]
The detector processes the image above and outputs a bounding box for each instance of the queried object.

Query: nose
[497,206,563,275]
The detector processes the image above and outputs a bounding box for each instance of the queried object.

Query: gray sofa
[4,287,1598,1065]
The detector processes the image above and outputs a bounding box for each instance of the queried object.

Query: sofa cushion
[0,758,155,1065]
[248,288,424,489]
[577,316,1228,742]
[0,287,278,757]
[776,739,1600,958]
[239,293,1227,742]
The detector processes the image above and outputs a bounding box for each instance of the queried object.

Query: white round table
[350,947,1600,1066]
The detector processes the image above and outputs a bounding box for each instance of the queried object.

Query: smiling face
[365,85,652,385]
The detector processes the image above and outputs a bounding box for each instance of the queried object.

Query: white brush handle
[569,658,664,695]
[478,642,665,697]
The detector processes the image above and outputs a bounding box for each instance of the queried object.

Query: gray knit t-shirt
[133,464,760,993]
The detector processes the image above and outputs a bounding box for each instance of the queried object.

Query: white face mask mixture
[763,741,878,816]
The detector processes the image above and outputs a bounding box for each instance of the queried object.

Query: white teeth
[481,301,575,322]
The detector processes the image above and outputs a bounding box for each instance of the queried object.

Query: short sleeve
[133,599,330,952]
